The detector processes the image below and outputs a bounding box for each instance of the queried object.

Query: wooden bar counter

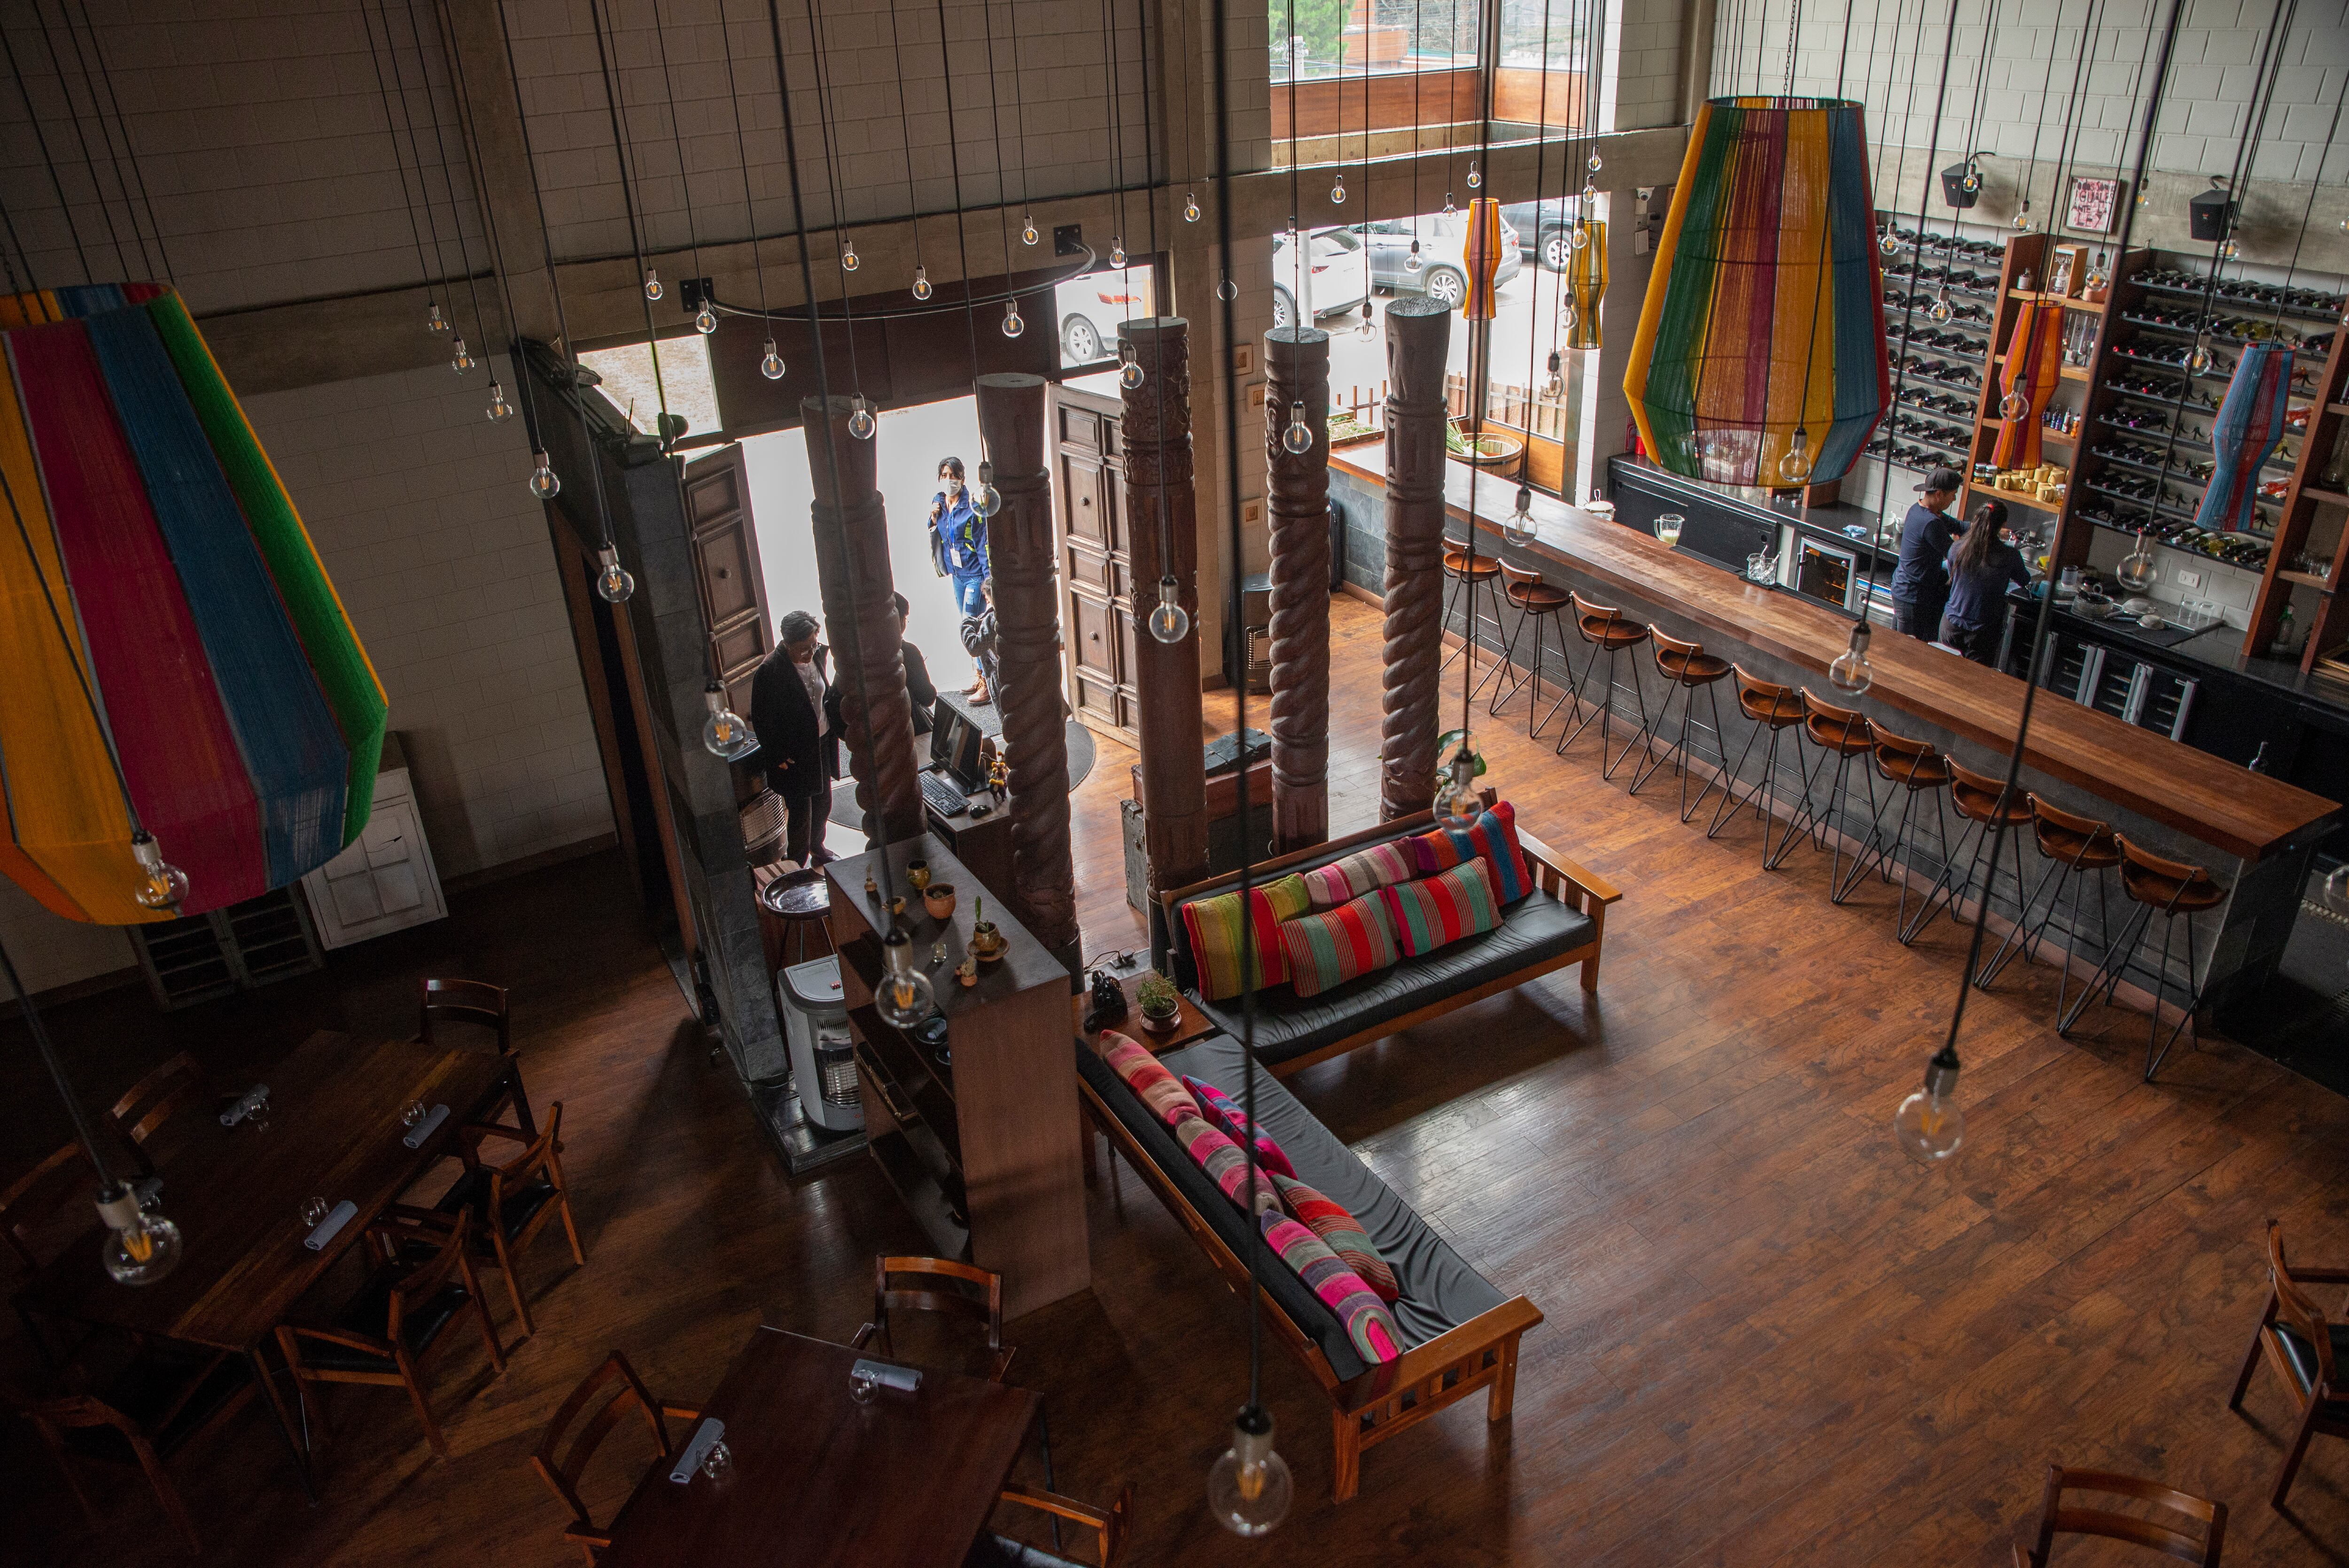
[1330,445,2340,1013]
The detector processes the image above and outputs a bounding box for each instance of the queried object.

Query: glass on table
[301,1196,328,1229]
[401,1100,428,1130]
[849,1368,880,1405]
[1653,512,1684,549]
[700,1438,732,1480]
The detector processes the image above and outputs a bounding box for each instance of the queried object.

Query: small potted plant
[923,880,957,922]
[968,895,1007,963]
[1137,972,1182,1037]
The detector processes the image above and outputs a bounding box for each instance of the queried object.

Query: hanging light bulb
[1405,240,1423,273]
[529,452,560,499]
[1892,1045,1966,1163]
[701,680,758,761]
[1558,302,1579,333]
[1878,225,1902,257]
[1542,350,1563,399]
[426,301,449,334]
[644,267,663,301]
[974,460,1003,517]
[449,336,475,375]
[485,381,514,423]
[1929,293,1954,325]
[1184,191,1201,222]
[1960,163,1982,194]
[1828,620,1874,697]
[1218,275,1237,302]
[1355,298,1375,339]
[1571,220,1590,251]
[2187,338,2214,374]
[1504,484,1536,544]
[1588,150,1603,173]
[2001,388,2030,420]
[130,831,187,910]
[1147,573,1190,643]
[97,1186,182,1286]
[840,241,860,272]
[2013,205,2033,232]
[1443,194,1457,217]
[762,341,786,380]
[1778,427,1812,484]
[1437,739,1483,826]
[1002,301,1025,337]
[2219,236,2240,261]
[1119,344,1145,389]
[1582,179,1598,202]
[1466,160,1481,189]
[1111,237,1128,267]
[595,544,635,604]
[1207,1406,1293,1537]
[848,397,877,440]
[875,924,938,1028]
[1281,401,1313,456]
[695,304,718,334]
[1330,171,1346,205]
[1022,213,1040,245]
[912,265,933,301]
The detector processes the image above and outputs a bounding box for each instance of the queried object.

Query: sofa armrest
[1332,1295,1544,1414]
[1515,828,1623,913]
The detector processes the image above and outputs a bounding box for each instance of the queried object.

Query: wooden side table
[1071,970,1218,1056]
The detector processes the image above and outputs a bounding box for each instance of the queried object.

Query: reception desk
[1328,443,2340,1013]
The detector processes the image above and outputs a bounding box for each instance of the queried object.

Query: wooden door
[682,443,771,718]
[1050,386,1137,741]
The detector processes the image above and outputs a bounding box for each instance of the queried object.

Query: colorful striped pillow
[1101,1034,1200,1126]
[1280,891,1399,998]
[1408,800,1532,902]
[1174,1114,1280,1215]
[1260,1213,1402,1364]
[1179,873,1311,1000]
[1299,841,1418,911]
[1183,1075,1298,1180]
[1273,1173,1400,1303]
[1379,857,1502,957]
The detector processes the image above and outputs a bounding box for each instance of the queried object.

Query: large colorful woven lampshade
[0,284,384,924]
[1624,96,1890,487]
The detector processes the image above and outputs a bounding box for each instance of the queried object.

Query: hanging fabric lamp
[1991,301,2062,469]
[1565,217,1607,350]
[2195,343,2292,534]
[1460,197,1506,321]
[1624,97,1890,487]
[0,284,385,924]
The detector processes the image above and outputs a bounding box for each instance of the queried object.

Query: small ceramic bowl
[924,883,957,921]
[2138,612,2166,628]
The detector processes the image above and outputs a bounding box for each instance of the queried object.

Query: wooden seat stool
[1556,591,1654,782]
[1708,665,1808,858]
[1781,692,1879,885]
[758,866,835,970]
[1977,797,2121,1016]
[1486,561,1575,737]
[1835,723,1953,927]
[1899,756,2034,947]
[1627,629,1733,823]
[1440,541,1509,702]
[2068,835,2229,1079]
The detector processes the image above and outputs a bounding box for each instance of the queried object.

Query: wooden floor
[8,591,2349,1566]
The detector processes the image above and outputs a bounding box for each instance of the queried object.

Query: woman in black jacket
[1940,501,2032,667]
[750,610,836,864]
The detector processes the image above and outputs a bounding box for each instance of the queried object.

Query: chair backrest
[107,1052,204,1154]
[2114,834,2220,909]
[384,1209,475,1347]
[2265,1219,2336,1396]
[1651,628,1703,668]
[997,1481,1134,1568]
[1731,663,1799,721]
[1800,690,1871,747]
[420,978,512,1056]
[488,1102,568,1216]
[2027,795,2117,861]
[2015,1462,2225,1566]
[530,1351,677,1531]
[1871,723,1938,779]
[1567,589,1621,626]
[1,1143,94,1275]
[1498,559,1544,591]
[872,1255,1004,1353]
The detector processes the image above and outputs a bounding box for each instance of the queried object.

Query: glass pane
[1055,263,1156,372]
[579,334,719,438]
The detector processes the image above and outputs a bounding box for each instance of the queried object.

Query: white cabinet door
[305,788,446,948]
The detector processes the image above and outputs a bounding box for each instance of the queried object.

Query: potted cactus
[968,894,1007,963]
[1137,972,1182,1036]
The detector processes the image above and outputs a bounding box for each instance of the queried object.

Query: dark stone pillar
[973,373,1078,955]
[1380,297,1455,822]
[803,394,922,846]
[1117,318,1209,909]
[1265,326,1331,853]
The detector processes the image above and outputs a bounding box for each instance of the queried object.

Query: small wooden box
[2048,244,2086,299]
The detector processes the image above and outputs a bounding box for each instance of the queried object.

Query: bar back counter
[1329,443,2341,1017]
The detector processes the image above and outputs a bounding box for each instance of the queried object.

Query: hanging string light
[359,0,449,339]
[719,0,780,377]
[805,0,880,437]
[428,0,535,430]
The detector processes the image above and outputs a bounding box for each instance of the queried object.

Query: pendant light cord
[717,0,777,335]
[58,0,169,283]
[1,934,124,1199]
[431,0,545,437]
[805,0,869,399]
[394,0,493,364]
[650,0,704,289]
[929,0,983,380]
[362,0,449,327]
[28,0,143,280]
[1,27,91,284]
[583,0,672,429]
[885,0,925,282]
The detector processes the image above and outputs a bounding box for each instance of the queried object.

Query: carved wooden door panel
[1050,386,1137,741]
[682,443,770,718]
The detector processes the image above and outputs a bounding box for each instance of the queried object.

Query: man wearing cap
[1890,467,1967,642]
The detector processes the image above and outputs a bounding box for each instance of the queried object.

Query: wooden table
[1071,969,1217,1055]
[599,1326,1039,1568]
[16,1029,505,1495]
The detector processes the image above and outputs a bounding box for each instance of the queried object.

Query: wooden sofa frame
[1160,803,1624,1078]
[1077,1066,1544,1503]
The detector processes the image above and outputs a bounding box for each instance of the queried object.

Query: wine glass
[401,1100,428,1130]
[301,1196,328,1229]
[850,1369,880,1405]
[700,1438,732,1479]
[1653,512,1684,549]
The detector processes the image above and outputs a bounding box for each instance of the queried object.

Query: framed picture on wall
[2068,176,2123,234]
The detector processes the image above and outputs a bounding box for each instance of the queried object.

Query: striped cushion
[1379,857,1502,957]
[1174,1114,1280,1215]
[1183,1075,1298,1180]
[1179,874,1311,1000]
[1280,892,1399,998]
[1299,841,1417,911]
[1101,1034,1199,1126]
[1273,1173,1399,1303]
[1260,1213,1402,1364]
[1408,800,1532,902]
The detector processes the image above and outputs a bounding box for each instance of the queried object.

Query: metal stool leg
[1767,734,1837,871]
[1704,700,1769,840]
[1676,683,1734,825]
[1556,637,1612,755]
[1626,676,1687,797]
[1832,762,1908,905]
[1528,615,1578,738]
[1600,651,1655,782]
[2143,911,2203,1081]
[1465,574,1509,702]
[1823,752,1887,902]
[1488,597,1537,718]
[2054,867,2135,1035]
[1891,789,1952,938]
[1899,811,1983,946]
[1976,855,2067,989]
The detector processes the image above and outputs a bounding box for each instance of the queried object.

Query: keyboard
[920,771,969,819]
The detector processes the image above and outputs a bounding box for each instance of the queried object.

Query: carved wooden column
[1380,296,1454,821]
[803,394,923,846]
[1265,325,1331,853]
[973,373,1078,956]
[1118,317,1209,911]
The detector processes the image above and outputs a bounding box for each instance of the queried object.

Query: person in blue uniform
[1890,466,1966,641]
[1941,500,2033,667]
[928,455,987,621]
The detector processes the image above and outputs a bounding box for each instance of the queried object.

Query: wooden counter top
[1330,445,2337,861]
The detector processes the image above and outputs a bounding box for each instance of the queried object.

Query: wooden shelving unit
[1867,225,2002,483]
[2247,324,2349,667]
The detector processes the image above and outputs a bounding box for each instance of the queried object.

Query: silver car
[1353,210,1523,307]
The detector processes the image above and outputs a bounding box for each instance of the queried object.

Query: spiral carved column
[1265,326,1331,853]
[1380,297,1455,822]
[973,373,1078,955]
[803,394,923,846]
[1117,318,1209,911]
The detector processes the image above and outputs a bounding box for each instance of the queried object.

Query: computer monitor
[929,704,986,791]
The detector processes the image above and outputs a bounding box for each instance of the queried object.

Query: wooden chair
[434,1101,585,1337]
[3,1143,100,1361]
[2228,1219,2349,1509]
[420,977,537,1139]
[965,1483,1134,1568]
[104,1051,204,1176]
[3,1343,257,1555]
[528,1351,701,1564]
[851,1255,1015,1382]
[2010,1462,2225,1565]
[274,1206,505,1458]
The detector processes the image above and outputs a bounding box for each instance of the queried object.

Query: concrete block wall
[1613,0,1687,131]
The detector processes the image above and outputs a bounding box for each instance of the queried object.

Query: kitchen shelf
[1970,482,2062,513]
[2278,569,2336,592]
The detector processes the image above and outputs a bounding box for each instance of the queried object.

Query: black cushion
[2273,1321,2349,1396]
[61,1348,252,1463]
[435,1166,557,1243]
[295,1269,475,1373]
[963,1533,1086,1568]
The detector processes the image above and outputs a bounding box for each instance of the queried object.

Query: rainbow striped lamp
[1624,97,1890,487]
[0,284,385,924]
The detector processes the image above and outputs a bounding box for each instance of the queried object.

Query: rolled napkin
[219,1085,270,1126]
[850,1358,921,1393]
[669,1417,727,1483]
[302,1200,358,1251]
[401,1104,451,1149]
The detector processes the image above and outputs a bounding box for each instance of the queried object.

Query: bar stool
[1441,542,1509,701]
[1709,665,1808,860]
[1487,561,1576,737]
[1781,692,1877,887]
[2075,836,2229,1079]
[758,866,835,969]
[1977,797,2120,1021]
[1557,591,1653,780]
[1898,757,2032,947]
[1836,723,1952,926]
[1628,630,1733,823]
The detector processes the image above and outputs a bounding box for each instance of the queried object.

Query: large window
[1267,0,1586,159]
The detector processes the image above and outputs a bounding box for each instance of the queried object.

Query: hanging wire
[2042,0,2102,244]
[931,0,985,374]
[582,0,673,428]
[431,0,547,432]
[1410,0,1423,253]
[2270,62,2349,327]
[60,0,170,283]
[884,0,926,286]
[41,0,151,278]
[718,0,780,346]
[26,0,139,279]
[361,0,447,324]
[1133,0,1174,578]
[649,0,706,295]
[0,28,89,282]
[1099,0,1128,290]
[804,0,871,402]
[977,0,1018,299]
[397,0,497,365]
[1523,0,1554,414]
